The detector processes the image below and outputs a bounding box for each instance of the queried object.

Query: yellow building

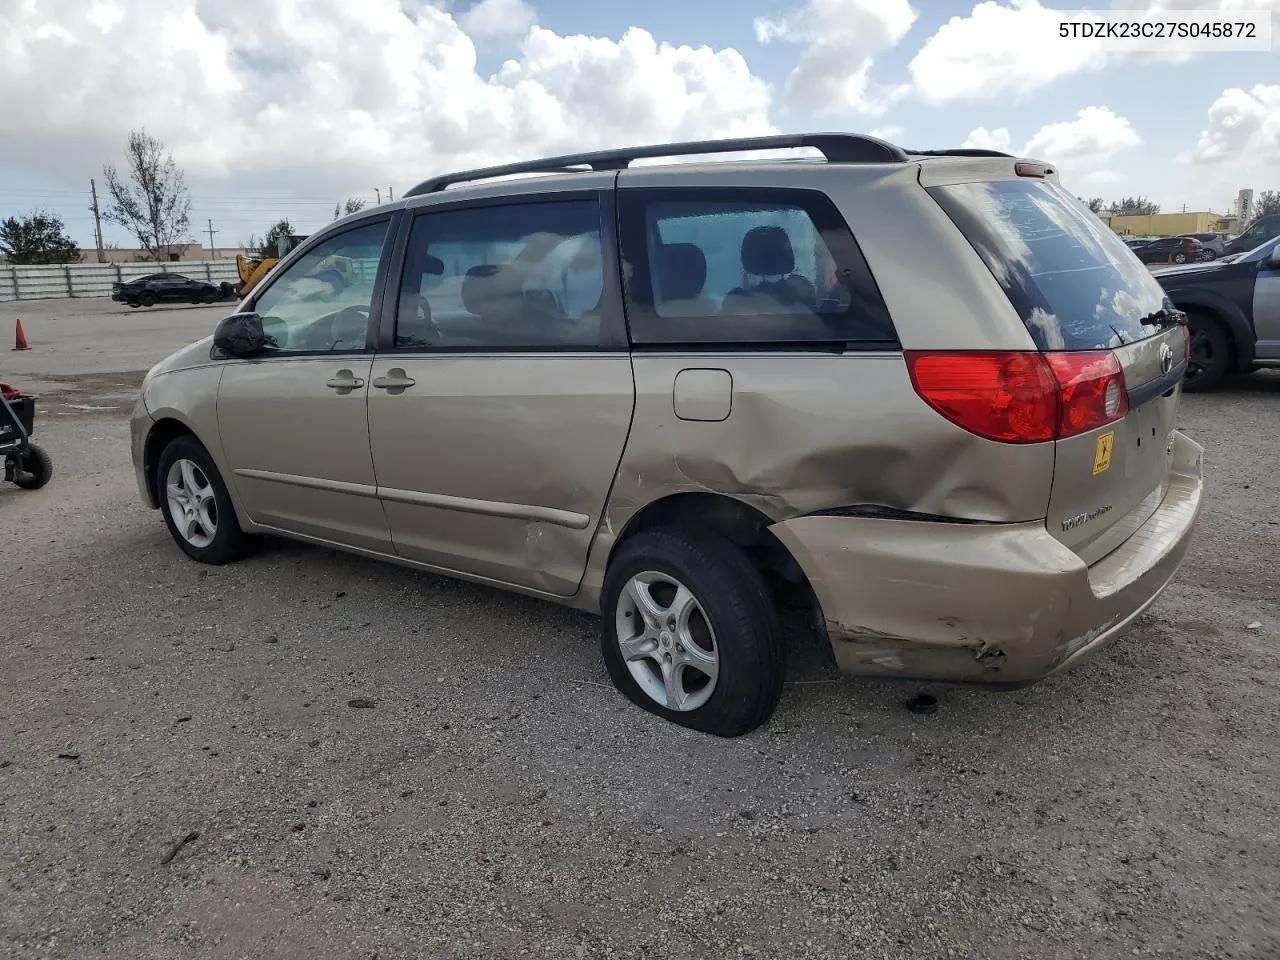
[1104,212,1237,237]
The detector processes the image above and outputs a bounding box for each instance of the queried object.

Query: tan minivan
[131,133,1203,736]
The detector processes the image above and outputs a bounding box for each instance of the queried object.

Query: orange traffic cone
[13,318,29,351]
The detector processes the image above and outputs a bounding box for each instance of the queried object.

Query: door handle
[325,370,365,392]
[372,368,416,391]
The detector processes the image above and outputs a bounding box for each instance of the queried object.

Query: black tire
[1173,252,1187,264]
[13,443,53,490]
[139,290,157,307]
[601,527,785,737]
[1201,249,1217,261]
[156,435,249,564]
[1184,312,1232,393]
[127,299,140,308]
[201,288,218,304]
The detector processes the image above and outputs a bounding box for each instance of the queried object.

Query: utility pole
[206,218,219,259]
[388,186,394,202]
[89,178,105,263]
[374,187,381,204]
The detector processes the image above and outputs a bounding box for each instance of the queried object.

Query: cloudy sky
[1,0,1277,248]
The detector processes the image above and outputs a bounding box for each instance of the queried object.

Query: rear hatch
[926,171,1188,564]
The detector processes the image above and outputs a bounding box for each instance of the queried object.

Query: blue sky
[1,0,1277,249]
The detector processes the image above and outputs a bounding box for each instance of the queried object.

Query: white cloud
[960,108,1140,177]
[1023,106,1141,164]
[460,0,537,39]
[0,0,776,197]
[869,125,904,142]
[907,0,1280,105]
[754,0,917,114]
[1179,84,1280,165]
[909,1,1103,104]
[961,126,1013,152]
[1082,169,1121,184]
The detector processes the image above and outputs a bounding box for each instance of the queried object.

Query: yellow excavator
[235,234,355,297]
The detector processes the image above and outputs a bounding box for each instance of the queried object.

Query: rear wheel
[1184,312,1232,392]
[601,527,785,737]
[1173,252,1188,264]
[1201,249,1217,261]
[156,435,249,564]
[139,290,157,307]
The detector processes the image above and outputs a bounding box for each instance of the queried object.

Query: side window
[619,189,895,346]
[251,219,390,354]
[394,199,605,350]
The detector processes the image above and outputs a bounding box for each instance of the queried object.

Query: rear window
[929,179,1171,351]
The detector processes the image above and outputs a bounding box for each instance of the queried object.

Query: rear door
[367,186,635,596]
[928,173,1188,564]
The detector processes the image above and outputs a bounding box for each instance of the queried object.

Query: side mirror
[1270,245,1280,267]
[213,312,278,358]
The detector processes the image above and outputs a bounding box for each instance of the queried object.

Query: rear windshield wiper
[1138,307,1186,329]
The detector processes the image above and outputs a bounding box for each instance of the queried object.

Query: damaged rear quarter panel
[601,353,1055,535]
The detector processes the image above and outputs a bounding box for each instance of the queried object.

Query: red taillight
[1043,351,1128,438]
[905,350,1128,444]
[0,382,19,402]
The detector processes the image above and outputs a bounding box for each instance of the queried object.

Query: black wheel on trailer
[12,443,53,490]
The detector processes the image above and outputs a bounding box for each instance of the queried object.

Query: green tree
[255,218,298,258]
[1108,195,1160,216]
[1248,189,1280,224]
[0,210,81,264]
[102,129,192,260]
[1085,197,1105,215]
[333,197,367,220]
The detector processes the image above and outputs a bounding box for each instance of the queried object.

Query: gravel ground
[1,299,1278,960]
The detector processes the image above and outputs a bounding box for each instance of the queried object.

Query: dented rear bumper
[768,431,1204,685]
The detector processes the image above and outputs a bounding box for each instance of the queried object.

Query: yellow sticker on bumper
[1093,431,1115,475]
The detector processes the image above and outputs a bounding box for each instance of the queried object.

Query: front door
[1252,241,1280,361]
[367,190,635,596]
[216,217,396,553]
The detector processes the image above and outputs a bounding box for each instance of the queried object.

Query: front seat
[720,225,817,315]
[654,243,716,317]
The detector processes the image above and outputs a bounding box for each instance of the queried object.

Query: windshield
[929,178,1171,350]
[1239,233,1280,263]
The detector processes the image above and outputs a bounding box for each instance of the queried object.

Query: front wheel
[12,443,53,490]
[156,435,249,564]
[601,527,786,737]
[1173,252,1187,264]
[1184,313,1232,392]
[139,290,157,307]
[1201,249,1217,261]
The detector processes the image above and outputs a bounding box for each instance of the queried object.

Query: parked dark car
[1135,236,1202,264]
[1154,233,1280,390]
[1181,232,1229,259]
[1224,214,1280,256]
[111,273,234,308]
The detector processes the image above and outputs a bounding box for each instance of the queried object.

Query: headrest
[741,225,795,276]
[462,263,501,316]
[656,243,707,301]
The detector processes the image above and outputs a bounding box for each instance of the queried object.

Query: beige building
[1103,212,1238,237]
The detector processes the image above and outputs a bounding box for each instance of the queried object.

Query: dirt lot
[1,299,1278,960]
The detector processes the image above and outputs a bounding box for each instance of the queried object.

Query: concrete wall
[0,260,239,302]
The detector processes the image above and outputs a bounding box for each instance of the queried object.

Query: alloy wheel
[614,571,719,712]
[165,458,218,549]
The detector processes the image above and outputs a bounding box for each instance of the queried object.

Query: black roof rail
[904,148,1016,158]
[402,132,910,197]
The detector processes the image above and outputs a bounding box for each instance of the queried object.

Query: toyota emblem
[1159,342,1174,375]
